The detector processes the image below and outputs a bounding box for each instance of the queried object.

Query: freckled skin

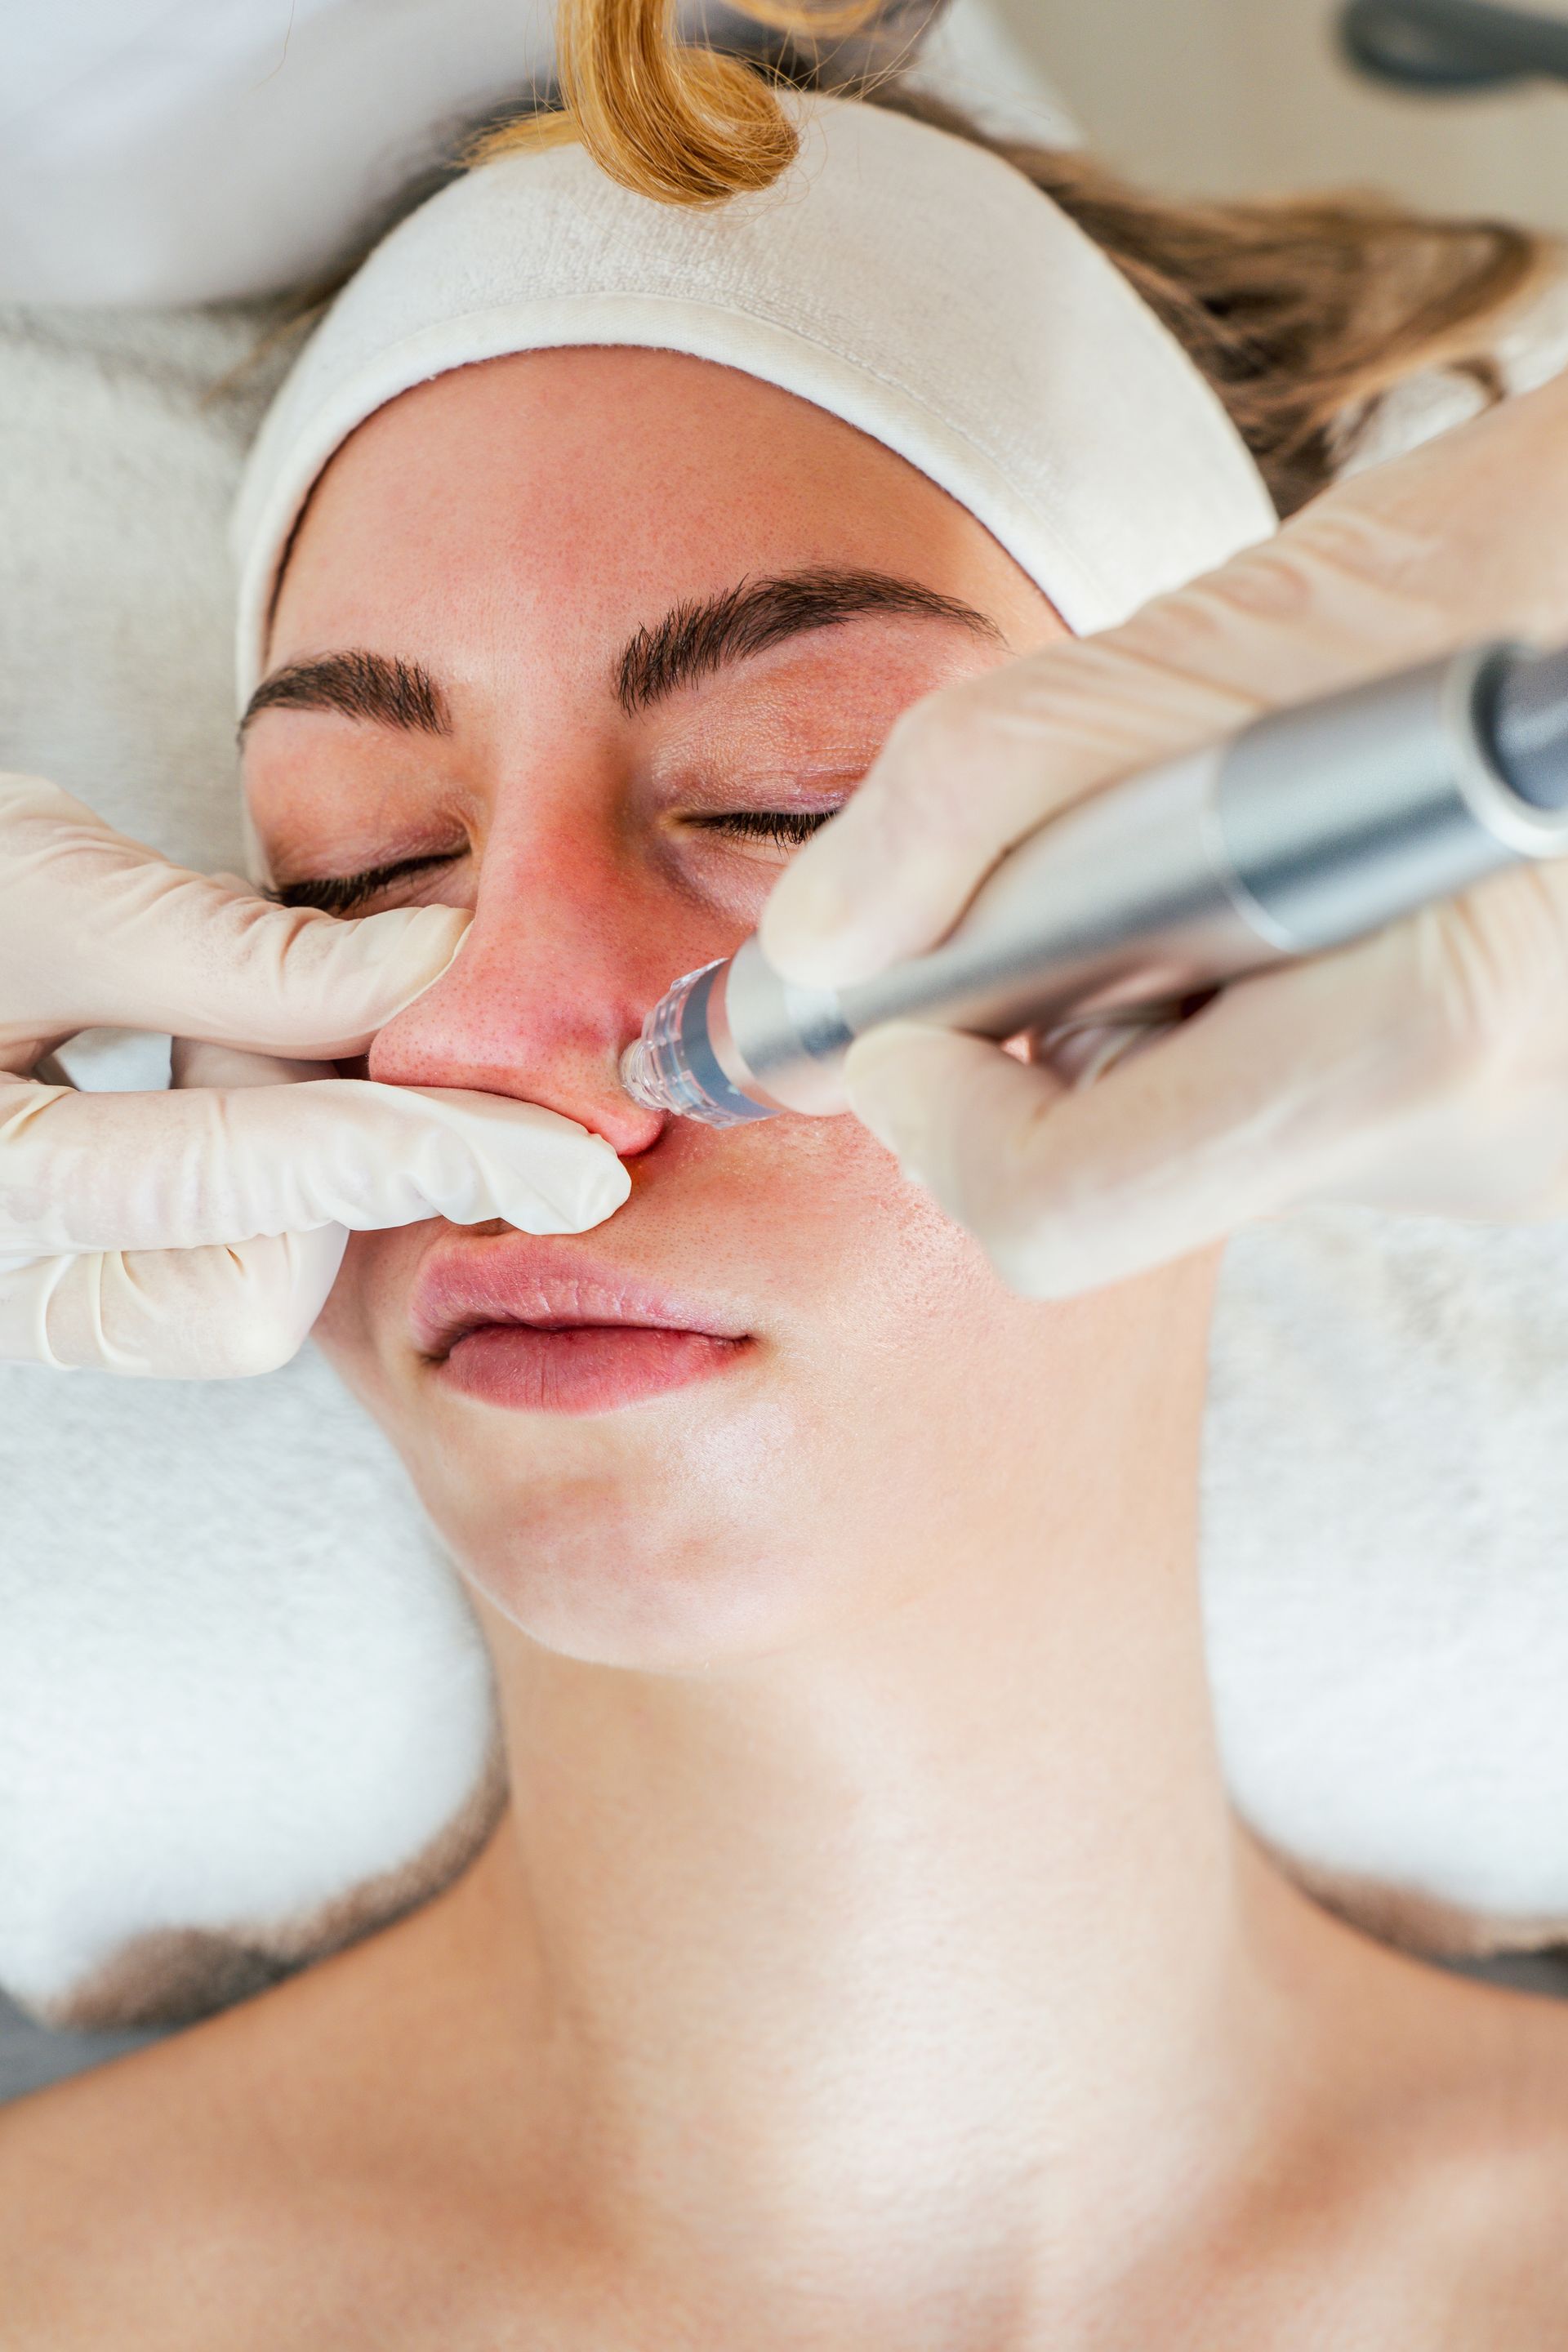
[249,344,1169,1670]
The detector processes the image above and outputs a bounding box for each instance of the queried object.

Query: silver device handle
[621,641,1568,1125]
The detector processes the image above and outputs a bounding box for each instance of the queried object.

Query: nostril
[589,1057,667,1159]
[600,1120,666,1156]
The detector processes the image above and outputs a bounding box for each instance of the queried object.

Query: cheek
[662,1114,1034,1504]
[724,1109,1000,1347]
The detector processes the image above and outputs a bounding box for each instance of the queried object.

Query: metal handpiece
[621,641,1568,1125]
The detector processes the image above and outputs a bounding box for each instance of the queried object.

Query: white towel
[0,301,501,2021]
[7,203,1568,2030]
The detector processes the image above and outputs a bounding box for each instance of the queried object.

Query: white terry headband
[232,94,1276,700]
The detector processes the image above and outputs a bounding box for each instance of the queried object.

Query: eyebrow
[239,649,452,739]
[614,568,1004,715]
[241,568,1003,746]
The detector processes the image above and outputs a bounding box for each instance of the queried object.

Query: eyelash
[270,854,443,916]
[272,809,834,915]
[693,808,832,849]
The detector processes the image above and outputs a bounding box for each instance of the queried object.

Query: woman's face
[244,348,1214,1668]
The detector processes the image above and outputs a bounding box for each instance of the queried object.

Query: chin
[443,1480,840,1673]
[352,1361,838,1672]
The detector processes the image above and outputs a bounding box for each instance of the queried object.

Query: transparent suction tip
[620,958,769,1127]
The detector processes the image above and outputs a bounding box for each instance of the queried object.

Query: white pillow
[0,301,500,2024]
[6,271,1568,2032]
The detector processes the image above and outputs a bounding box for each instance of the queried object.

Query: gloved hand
[761,369,1568,1298]
[0,776,630,1374]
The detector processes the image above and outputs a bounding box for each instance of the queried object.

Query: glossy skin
[6,347,1568,2350]
[253,345,1144,1673]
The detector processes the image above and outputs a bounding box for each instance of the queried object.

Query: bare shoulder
[1174,1953,1568,2350]
[1364,1968,1568,2345]
[0,1998,310,2352]
[1467,1983,1568,2314]
[0,1871,525,2352]
[0,1917,470,2352]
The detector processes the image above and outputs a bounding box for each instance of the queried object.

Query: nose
[366,819,670,1158]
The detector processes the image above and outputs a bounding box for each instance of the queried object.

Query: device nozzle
[617,957,768,1126]
[618,1034,679,1115]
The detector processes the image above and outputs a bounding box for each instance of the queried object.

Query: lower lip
[433,1323,747,1414]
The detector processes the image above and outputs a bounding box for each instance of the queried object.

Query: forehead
[269,345,1052,669]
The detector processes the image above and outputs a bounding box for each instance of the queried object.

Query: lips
[410,1235,751,1415]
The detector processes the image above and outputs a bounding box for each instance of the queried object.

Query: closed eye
[268,852,461,916]
[269,810,835,916]
[688,808,834,850]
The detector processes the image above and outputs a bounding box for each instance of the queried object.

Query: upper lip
[410,1232,749,1360]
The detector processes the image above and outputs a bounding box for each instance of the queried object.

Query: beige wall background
[992,0,1568,227]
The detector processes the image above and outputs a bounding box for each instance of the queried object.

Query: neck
[459,1274,1332,2333]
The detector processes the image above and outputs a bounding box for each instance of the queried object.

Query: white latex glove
[0,776,630,1375]
[762,371,1568,1299]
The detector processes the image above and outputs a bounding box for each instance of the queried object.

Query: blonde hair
[468,0,1549,516]
[467,0,880,203]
